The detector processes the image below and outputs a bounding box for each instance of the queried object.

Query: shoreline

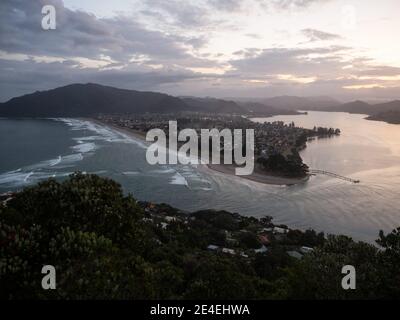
[206,163,309,186]
[87,118,148,141]
[90,117,310,186]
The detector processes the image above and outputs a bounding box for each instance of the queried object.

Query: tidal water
[1,112,399,243]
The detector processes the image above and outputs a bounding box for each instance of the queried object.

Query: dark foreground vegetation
[1,173,399,299]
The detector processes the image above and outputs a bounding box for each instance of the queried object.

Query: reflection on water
[248,112,400,242]
[253,111,400,175]
[1,112,400,243]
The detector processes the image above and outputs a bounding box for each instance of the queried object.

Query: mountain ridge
[1,83,399,121]
[0,83,191,117]
[307,99,400,116]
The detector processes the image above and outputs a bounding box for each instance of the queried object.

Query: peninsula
[96,113,340,185]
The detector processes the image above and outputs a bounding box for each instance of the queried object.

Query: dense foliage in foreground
[0,173,399,299]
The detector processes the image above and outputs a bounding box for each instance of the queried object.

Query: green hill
[0,83,192,117]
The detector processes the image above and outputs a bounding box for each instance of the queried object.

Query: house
[222,248,236,255]
[300,246,314,254]
[287,251,303,260]
[165,216,177,222]
[143,202,156,213]
[224,230,232,236]
[160,222,169,229]
[254,245,268,254]
[207,245,219,251]
[274,227,288,234]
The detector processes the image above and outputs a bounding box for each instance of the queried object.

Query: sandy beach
[88,118,148,141]
[206,164,309,186]
[89,118,309,186]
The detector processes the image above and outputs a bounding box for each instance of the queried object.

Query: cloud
[0,0,399,101]
[139,0,210,29]
[245,33,263,39]
[0,57,223,101]
[224,45,400,100]
[208,0,242,11]
[0,0,205,63]
[301,28,343,42]
[270,0,332,9]
[354,66,400,77]
[0,0,224,100]
[229,46,351,76]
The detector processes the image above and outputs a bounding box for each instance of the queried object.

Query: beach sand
[88,118,147,141]
[206,164,309,186]
[90,118,309,186]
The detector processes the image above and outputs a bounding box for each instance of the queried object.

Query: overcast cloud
[0,0,399,101]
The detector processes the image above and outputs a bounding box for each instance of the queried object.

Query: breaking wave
[0,118,145,189]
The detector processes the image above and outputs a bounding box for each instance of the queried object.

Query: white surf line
[24,171,34,182]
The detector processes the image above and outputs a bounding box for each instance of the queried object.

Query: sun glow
[277,74,317,84]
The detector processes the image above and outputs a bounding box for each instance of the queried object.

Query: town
[138,199,321,262]
[97,113,340,178]
[145,120,255,175]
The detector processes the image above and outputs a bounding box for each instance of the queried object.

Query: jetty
[310,169,360,184]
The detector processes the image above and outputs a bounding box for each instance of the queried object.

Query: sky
[0,0,399,102]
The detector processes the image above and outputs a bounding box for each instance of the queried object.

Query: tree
[1,173,399,300]
[376,228,400,298]
[280,235,379,299]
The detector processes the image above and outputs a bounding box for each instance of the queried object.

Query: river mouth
[251,111,400,175]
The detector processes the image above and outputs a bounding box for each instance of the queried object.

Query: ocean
[1,112,400,243]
